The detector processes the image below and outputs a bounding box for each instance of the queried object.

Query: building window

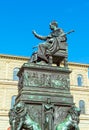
[79,100,85,114]
[13,67,19,81]
[11,95,16,109]
[77,74,83,86]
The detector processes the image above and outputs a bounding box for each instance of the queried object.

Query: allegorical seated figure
[56,106,81,130]
[30,21,67,64]
[9,102,41,130]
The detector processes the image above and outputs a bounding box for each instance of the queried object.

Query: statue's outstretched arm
[32,30,48,40]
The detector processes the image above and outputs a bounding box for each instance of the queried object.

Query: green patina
[9,21,80,130]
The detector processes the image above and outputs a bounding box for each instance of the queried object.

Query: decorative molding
[0,54,29,61]
[70,86,89,92]
[0,80,18,86]
[69,62,89,68]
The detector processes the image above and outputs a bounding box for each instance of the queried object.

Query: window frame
[77,74,83,86]
[13,67,19,81]
[79,100,85,114]
[11,95,17,109]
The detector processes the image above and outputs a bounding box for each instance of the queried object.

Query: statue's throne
[47,41,68,67]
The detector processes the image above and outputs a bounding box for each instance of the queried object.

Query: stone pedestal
[15,63,74,130]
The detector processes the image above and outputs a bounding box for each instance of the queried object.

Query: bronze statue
[30,21,74,66]
[32,21,66,63]
[9,21,79,130]
[10,102,41,130]
[56,106,81,130]
[43,98,54,130]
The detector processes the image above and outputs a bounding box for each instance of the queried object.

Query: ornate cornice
[69,62,89,68]
[0,54,29,61]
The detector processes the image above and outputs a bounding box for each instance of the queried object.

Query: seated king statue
[30,21,67,63]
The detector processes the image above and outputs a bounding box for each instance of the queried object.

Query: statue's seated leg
[30,52,38,63]
[37,43,49,63]
[47,55,53,65]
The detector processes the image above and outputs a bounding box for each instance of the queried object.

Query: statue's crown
[50,21,58,27]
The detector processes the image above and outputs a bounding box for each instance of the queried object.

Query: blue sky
[0,0,89,64]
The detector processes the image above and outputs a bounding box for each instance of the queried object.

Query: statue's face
[16,103,24,111]
[50,24,55,30]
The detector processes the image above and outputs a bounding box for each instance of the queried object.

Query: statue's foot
[38,54,48,63]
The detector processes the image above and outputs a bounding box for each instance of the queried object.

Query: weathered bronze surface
[9,21,80,130]
[30,21,74,67]
[18,63,71,91]
[56,106,81,130]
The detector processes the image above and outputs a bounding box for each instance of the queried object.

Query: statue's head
[69,106,81,116]
[50,21,58,30]
[73,107,81,116]
[15,102,25,113]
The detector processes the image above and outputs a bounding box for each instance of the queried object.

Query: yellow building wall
[0,54,28,130]
[69,62,89,129]
[0,54,89,130]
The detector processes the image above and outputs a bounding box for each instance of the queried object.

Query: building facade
[0,54,89,130]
